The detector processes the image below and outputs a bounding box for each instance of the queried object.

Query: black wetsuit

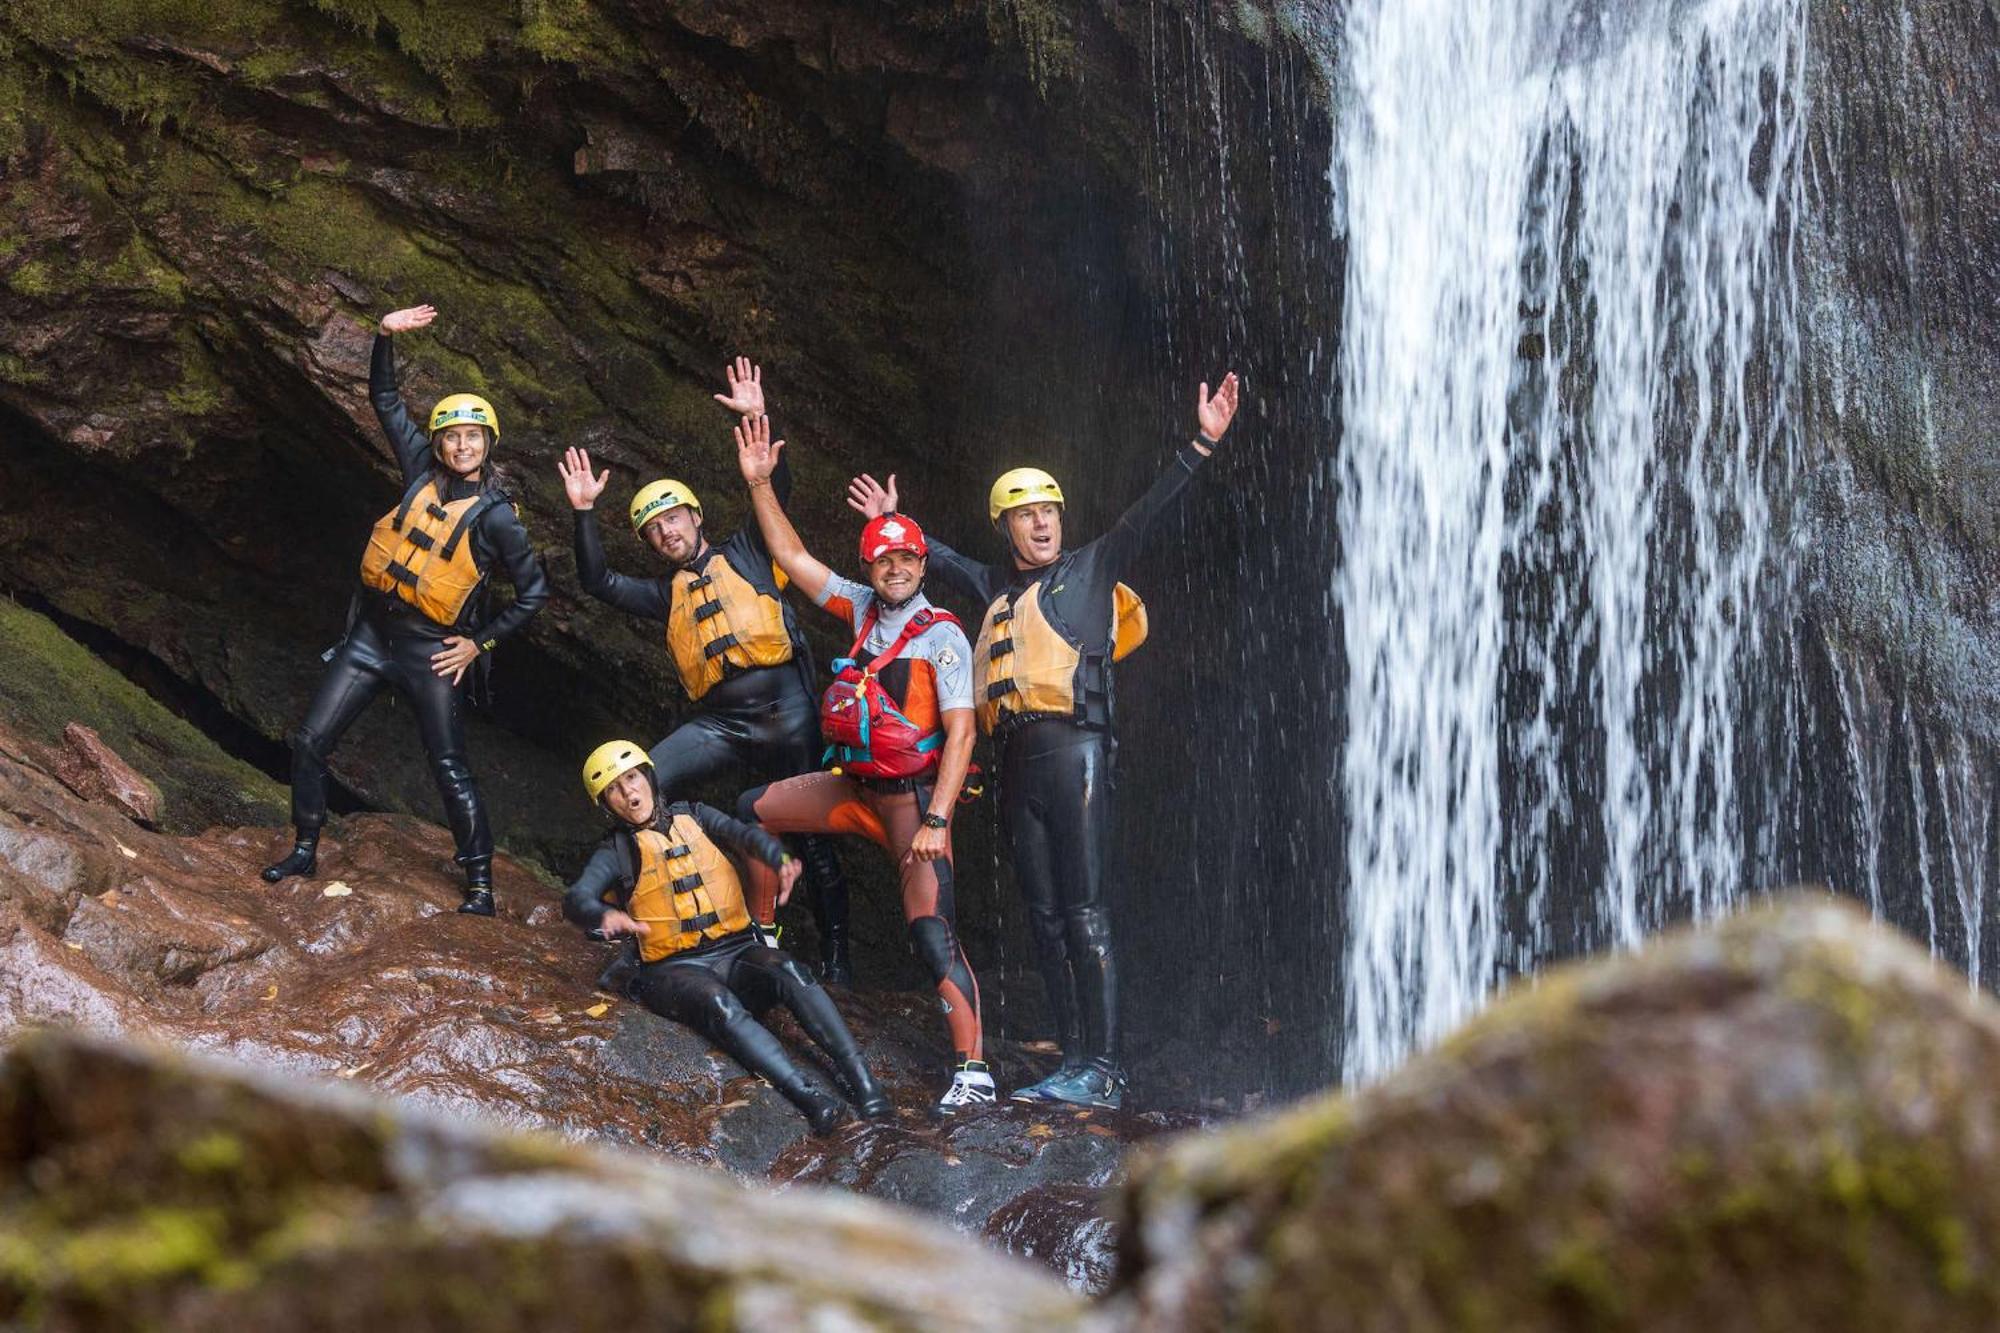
[573,470,850,962]
[563,801,880,1122]
[925,440,1211,1072]
[284,335,548,872]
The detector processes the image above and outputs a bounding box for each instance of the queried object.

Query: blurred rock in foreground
[1109,895,2000,1332]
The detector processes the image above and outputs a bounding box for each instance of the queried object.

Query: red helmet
[859,514,929,565]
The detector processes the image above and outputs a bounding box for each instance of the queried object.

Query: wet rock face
[0,713,1196,1286]
[0,1028,1092,1331]
[1108,896,2000,1331]
[0,4,1333,1090]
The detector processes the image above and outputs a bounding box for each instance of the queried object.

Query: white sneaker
[934,1061,997,1116]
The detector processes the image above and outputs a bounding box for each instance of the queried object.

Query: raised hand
[1196,371,1242,443]
[735,413,784,485]
[776,854,803,905]
[713,356,766,416]
[379,305,436,336]
[558,446,610,511]
[430,636,480,685]
[846,472,899,519]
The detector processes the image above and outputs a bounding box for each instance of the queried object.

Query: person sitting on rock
[564,739,893,1135]
[730,412,993,1118]
[556,358,853,985]
[262,304,549,916]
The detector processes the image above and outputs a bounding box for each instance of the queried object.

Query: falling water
[1335,0,1808,1081]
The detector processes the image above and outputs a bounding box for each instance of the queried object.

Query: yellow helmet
[630,479,702,534]
[581,739,652,803]
[988,467,1065,524]
[427,393,500,441]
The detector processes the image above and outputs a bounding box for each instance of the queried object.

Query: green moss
[984,0,1079,93]
[0,596,286,833]
[175,1132,248,1177]
[5,259,52,297]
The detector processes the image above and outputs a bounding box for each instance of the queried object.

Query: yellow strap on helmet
[428,393,500,441]
[582,739,652,802]
[630,479,702,533]
[988,467,1065,523]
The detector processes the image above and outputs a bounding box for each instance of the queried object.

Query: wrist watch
[921,812,949,830]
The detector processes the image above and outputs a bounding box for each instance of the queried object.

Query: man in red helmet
[731,413,992,1116]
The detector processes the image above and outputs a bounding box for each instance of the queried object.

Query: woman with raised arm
[261,305,549,916]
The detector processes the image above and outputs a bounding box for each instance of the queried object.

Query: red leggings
[739,772,983,1062]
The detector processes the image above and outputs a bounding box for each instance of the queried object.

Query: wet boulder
[0,1028,1091,1332]
[1109,895,2000,1331]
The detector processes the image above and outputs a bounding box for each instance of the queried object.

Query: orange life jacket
[357,476,497,627]
[665,549,795,700]
[615,817,753,963]
[973,569,1147,737]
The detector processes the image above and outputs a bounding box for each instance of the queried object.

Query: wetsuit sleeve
[468,503,548,648]
[369,333,433,485]
[574,510,674,621]
[814,572,873,630]
[1091,440,1211,579]
[690,801,789,871]
[920,533,999,606]
[929,622,976,712]
[562,843,626,931]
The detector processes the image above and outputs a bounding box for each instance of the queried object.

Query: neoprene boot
[819,924,853,988]
[261,831,319,884]
[779,962,891,1120]
[775,1073,849,1136]
[457,856,495,916]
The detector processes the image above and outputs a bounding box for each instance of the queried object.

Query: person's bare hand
[380,305,436,336]
[775,855,803,905]
[846,473,899,519]
[558,446,610,510]
[599,909,650,940]
[430,636,480,685]
[713,356,766,416]
[735,413,784,485]
[903,823,949,867]
[1195,371,1241,446]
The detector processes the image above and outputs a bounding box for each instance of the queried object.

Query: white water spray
[1336,0,1807,1082]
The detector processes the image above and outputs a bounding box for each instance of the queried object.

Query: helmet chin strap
[879,580,923,614]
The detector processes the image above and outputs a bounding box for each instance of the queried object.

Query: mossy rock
[0,597,284,833]
[1109,895,2000,1331]
[0,1028,1090,1331]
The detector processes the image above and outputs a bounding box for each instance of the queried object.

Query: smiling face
[602,766,656,827]
[867,548,925,604]
[641,505,704,565]
[432,424,490,478]
[1003,501,1063,569]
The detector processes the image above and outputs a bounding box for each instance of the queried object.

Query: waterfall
[1335,0,1808,1081]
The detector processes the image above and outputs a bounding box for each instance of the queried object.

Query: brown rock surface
[1109,895,2000,1332]
[49,723,160,826]
[0,1027,1093,1331]
[0,717,1195,1286]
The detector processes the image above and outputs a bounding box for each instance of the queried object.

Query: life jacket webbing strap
[704,634,741,660]
[670,872,704,894]
[439,495,496,562]
[693,600,727,622]
[664,844,692,859]
[678,911,721,934]
[391,474,432,531]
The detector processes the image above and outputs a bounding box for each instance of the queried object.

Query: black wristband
[922,812,949,830]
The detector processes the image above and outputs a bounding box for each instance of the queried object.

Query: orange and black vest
[973,567,1147,737]
[665,548,795,700]
[358,476,498,628]
[613,816,753,964]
